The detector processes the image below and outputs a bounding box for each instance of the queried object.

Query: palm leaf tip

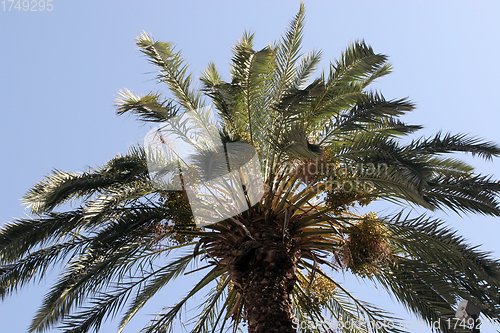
[412,132,500,160]
[115,89,180,123]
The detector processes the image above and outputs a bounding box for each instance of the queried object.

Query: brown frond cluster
[336,213,393,276]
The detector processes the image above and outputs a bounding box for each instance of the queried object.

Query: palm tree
[2,4,500,333]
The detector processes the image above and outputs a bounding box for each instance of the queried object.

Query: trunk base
[229,238,299,333]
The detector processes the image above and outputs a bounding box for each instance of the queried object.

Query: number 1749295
[2,0,53,11]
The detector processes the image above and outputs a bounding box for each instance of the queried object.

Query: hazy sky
[1,1,500,332]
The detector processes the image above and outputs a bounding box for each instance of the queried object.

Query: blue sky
[1,1,500,332]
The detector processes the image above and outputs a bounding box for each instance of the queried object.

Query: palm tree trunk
[229,238,299,333]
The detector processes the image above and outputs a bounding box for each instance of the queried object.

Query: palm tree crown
[2,4,500,333]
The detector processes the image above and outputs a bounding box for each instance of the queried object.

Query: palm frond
[273,2,306,98]
[116,89,180,122]
[0,211,84,263]
[296,264,405,333]
[410,132,500,160]
[292,49,322,90]
[117,251,199,332]
[189,274,232,333]
[140,266,226,333]
[319,93,415,144]
[23,146,148,214]
[0,237,88,300]
[136,32,203,112]
[28,206,172,332]
[374,212,500,324]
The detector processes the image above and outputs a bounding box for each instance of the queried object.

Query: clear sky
[1,1,500,332]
